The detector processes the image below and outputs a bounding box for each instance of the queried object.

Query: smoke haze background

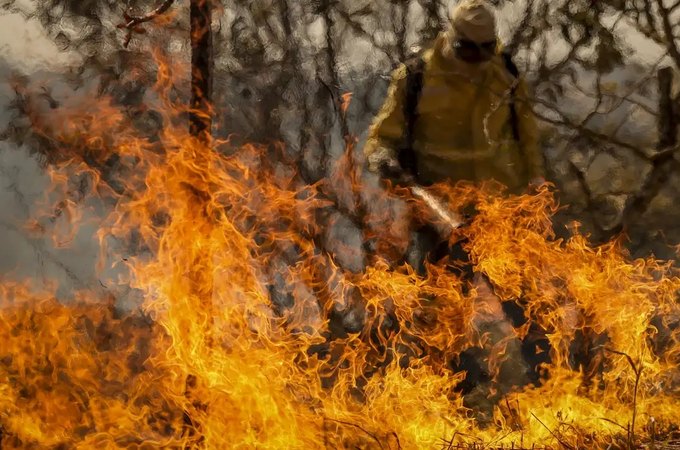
[1,0,679,306]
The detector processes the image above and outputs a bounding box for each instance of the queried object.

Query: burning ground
[1,53,680,450]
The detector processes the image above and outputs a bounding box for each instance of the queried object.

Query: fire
[2,55,680,449]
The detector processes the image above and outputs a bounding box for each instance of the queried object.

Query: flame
[2,54,680,449]
[340,92,353,117]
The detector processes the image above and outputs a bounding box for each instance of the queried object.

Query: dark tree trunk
[183,2,214,444]
[278,0,309,153]
[616,67,680,235]
[320,0,349,140]
[658,66,678,150]
[190,0,213,140]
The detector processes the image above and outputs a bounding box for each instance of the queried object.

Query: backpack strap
[501,51,521,143]
[399,55,426,178]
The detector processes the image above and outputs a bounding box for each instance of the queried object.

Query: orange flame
[2,54,680,449]
[340,92,353,116]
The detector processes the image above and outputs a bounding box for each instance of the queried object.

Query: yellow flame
[1,54,679,449]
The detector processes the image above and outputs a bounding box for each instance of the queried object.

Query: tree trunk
[617,67,680,235]
[658,66,678,149]
[183,1,214,444]
[190,0,213,140]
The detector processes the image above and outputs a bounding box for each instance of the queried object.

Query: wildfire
[2,55,680,450]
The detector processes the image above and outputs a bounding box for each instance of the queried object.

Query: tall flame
[1,55,679,449]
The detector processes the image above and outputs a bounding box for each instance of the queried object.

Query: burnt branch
[323,417,386,450]
[335,6,393,63]
[506,0,535,55]
[671,0,680,13]
[655,0,680,69]
[531,98,653,159]
[117,0,176,48]
[530,413,575,450]
[604,347,644,449]
[189,0,213,139]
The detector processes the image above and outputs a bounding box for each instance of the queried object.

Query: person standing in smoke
[365,0,544,190]
[364,0,547,421]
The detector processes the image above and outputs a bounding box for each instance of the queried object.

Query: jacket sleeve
[515,77,545,180]
[364,64,408,173]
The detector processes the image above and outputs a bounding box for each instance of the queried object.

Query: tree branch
[671,0,680,13]
[655,0,680,69]
[118,0,176,48]
[507,0,535,55]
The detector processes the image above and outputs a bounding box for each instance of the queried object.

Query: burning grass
[1,57,680,449]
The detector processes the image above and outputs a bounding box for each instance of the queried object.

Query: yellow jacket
[365,35,544,194]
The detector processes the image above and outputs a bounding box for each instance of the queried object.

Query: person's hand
[369,146,403,181]
[378,151,415,186]
[378,156,410,184]
[380,159,416,187]
[367,146,414,186]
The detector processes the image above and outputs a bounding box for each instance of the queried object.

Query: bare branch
[530,413,575,450]
[604,347,644,449]
[532,97,653,160]
[117,0,176,48]
[506,0,535,55]
[655,0,680,68]
[335,6,393,62]
[323,417,386,450]
[671,0,680,13]
[642,0,662,42]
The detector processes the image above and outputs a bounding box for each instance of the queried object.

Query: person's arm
[364,64,409,177]
[514,78,545,185]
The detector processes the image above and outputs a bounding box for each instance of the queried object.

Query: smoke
[0,71,137,311]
